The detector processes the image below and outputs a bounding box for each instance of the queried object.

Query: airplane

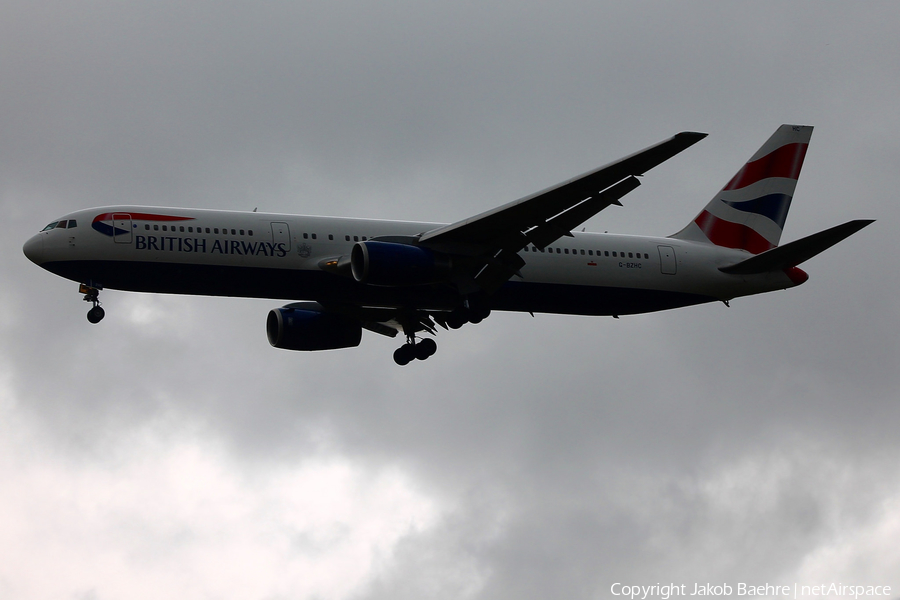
[23,124,873,365]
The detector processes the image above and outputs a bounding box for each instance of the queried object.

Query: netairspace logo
[610,582,893,600]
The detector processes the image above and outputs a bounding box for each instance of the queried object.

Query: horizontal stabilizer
[719,219,874,274]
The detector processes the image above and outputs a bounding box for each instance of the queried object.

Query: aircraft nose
[23,234,44,264]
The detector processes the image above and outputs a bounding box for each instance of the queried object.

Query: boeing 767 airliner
[23,125,873,364]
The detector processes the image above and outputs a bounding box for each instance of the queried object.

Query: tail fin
[671,124,813,253]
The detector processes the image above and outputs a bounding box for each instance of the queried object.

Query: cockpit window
[40,219,77,232]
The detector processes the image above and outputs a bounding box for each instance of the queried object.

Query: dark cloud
[2,2,899,598]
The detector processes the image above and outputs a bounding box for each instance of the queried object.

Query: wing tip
[676,131,708,142]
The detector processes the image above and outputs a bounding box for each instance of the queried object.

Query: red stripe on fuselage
[723,143,808,191]
[92,212,195,223]
[694,210,775,254]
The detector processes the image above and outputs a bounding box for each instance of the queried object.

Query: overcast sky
[2,2,899,599]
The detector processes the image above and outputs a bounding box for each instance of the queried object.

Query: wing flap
[525,175,641,249]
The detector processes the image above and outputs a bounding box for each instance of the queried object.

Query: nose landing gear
[80,284,105,323]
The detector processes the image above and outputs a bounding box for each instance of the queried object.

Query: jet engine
[266,307,362,351]
[350,241,452,286]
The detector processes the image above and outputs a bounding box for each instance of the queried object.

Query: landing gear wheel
[415,338,437,360]
[393,337,438,365]
[446,309,468,329]
[80,284,104,324]
[87,306,105,324]
[468,307,491,324]
[393,345,415,366]
[462,296,491,324]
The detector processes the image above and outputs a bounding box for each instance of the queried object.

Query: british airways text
[134,235,288,257]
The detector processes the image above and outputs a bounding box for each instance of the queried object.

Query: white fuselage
[23,206,803,316]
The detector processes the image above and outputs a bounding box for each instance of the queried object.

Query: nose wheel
[80,284,105,323]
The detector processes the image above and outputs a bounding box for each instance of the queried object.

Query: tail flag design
[671,125,812,253]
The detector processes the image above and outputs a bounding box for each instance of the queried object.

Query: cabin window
[311,233,317,239]
[644,253,649,259]
[214,228,219,234]
[180,226,185,232]
[248,230,253,236]
[353,236,359,242]
[328,234,334,240]
[604,251,609,256]
[628,252,633,258]
[154,225,160,231]
[303,233,308,239]
[145,224,150,230]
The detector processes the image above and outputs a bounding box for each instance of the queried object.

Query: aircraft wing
[417,131,707,292]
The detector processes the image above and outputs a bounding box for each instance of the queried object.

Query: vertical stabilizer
[671,124,812,253]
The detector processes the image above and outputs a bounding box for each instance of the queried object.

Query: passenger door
[113,213,133,244]
[271,222,291,252]
[658,245,677,275]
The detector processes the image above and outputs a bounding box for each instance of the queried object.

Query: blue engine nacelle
[266,307,362,351]
[350,241,452,286]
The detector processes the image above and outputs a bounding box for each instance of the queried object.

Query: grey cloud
[2,2,899,599]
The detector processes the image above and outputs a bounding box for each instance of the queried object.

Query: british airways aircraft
[23,125,872,364]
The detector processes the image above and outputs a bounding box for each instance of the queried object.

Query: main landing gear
[80,284,105,324]
[391,297,491,365]
[393,337,437,366]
